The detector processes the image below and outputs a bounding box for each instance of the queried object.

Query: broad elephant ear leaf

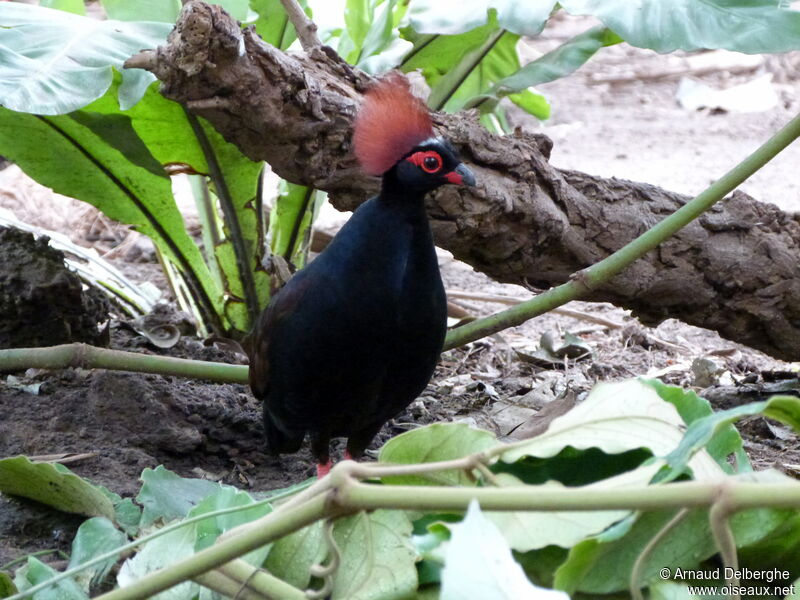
[0,2,171,115]
[0,103,225,333]
[559,0,800,54]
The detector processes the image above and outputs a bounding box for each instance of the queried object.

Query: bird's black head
[391,137,476,194]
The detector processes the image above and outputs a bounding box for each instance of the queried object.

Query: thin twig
[279,0,321,51]
[446,290,624,329]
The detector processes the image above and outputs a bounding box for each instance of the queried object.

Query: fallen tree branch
[125,2,800,360]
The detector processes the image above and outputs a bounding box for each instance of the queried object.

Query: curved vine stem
[630,508,691,600]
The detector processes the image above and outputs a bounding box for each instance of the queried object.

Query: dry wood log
[125,1,800,361]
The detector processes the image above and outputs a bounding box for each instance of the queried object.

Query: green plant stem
[185,110,261,329]
[219,560,306,600]
[338,480,800,512]
[194,571,265,600]
[444,109,800,350]
[95,493,331,600]
[0,343,248,384]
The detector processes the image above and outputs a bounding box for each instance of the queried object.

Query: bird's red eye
[407,151,442,173]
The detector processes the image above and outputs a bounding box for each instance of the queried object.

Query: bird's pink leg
[316,460,333,478]
[344,450,355,461]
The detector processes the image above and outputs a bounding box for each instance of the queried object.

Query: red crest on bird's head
[353,72,434,176]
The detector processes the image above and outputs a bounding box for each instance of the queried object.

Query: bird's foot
[316,460,333,478]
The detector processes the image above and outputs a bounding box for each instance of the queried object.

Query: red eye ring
[407,150,443,173]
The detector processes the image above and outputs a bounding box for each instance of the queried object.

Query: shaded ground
[2,15,800,568]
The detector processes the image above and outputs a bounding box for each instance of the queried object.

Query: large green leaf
[379,423,497,486]
[408,0,556,36]
[560,0,800,54]
[499,379,723,480]
[264,522,326,589]
[0,3,171,114]
[68,517,129,589]
[136,466,223,525]
[41,0,85,16]
[468,26,621,113]
[332,510,418,600]
[554,470,800,594]
[117,518,199,599]
[644,379,749,473]
[663,395,800,481]
[0,103,225,333]
[88,81,267,333]
[100,0,180,22]
[356,0,412,74]
[441,500,568,600]
[269,182,322,269]
[0,456,115,519]
[487,463,662,552]
[14,557,88,600]
[402,13,540,114]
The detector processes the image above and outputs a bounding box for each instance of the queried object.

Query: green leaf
[41,0,85,16]
[560,0,800,54]
[379,423,497,486]
[663,395,800,481]
[332,510,417,600]
[487,463,662,552]
[402,13,539,114]
[0,3,171,114]
[408,0,556,36]
[14,557,87,600]
[468,26,621,114]
[265,522,327,589]
[100,0,181,22]
[441,500,568,600]
[357,0,412,74]
[136,466,222,525]
[644,378,749,475]
[499,379,723,480]
[0,571,18,597]
[0,104,225,334]
[0,456,114,519]
[251,0,311,49]
[91,82,267,333]
[508,90,550,120]
[345,0,371,61]
[189,486,272,568]
[68,517,128,589]
[555,470,800,594]
[269,182,321,269]
[117,519,199,599]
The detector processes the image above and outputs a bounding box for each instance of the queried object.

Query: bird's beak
[445,163,476,186]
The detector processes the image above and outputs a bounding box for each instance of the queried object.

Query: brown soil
[2,14,800,569]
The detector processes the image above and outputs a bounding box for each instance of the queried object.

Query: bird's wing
[248,275,313,399]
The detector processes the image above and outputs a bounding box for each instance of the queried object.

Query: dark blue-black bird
[248,73,476,477]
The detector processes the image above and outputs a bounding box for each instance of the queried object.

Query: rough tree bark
[126,1,800,361]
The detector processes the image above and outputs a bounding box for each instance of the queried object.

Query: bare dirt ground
[2,15,800,566]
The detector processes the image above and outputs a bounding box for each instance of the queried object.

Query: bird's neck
[378,172,427,214]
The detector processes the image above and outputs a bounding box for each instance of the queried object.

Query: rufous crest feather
[353,72,434,176]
